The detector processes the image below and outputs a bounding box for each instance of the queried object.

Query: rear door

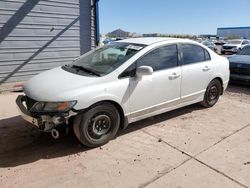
[179,44,214,102]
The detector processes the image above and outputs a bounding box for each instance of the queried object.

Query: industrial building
[0,0,99,91]
[217,27,250,39]
[143,33,161,37]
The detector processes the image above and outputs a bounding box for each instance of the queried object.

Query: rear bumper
[16,95,42,127]
[230,74,250,85]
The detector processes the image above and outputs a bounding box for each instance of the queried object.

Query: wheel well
[213,77,223,95]
[89,100,127,130]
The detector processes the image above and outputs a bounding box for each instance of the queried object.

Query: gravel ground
[0,84,249,188]
[225,84,250,104]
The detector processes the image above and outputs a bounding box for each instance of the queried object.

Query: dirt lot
[0,84,250,188]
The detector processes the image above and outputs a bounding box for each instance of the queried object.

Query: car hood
[223,44,240,48]
[228,55,250,64]
[23,67,103,101]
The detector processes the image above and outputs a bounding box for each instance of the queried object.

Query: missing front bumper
[16,95,77,132]
[16,95,42,128]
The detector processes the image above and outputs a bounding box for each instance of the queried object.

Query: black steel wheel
[73,102,120,147]
[201,79,222,108]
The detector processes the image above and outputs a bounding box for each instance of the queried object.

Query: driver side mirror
[136,66,153,78]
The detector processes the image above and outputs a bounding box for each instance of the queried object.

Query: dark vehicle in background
[221,40,250,54]
[202,41,217,52]
[228,45,250,85]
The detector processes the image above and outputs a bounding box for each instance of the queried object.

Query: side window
[181,44,206,65]
[137,45,178,71]
[243,40,249,45]
[119,63,136,78]
[204,49,211,61]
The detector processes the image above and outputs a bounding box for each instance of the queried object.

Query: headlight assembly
[232,47,239,51]
[30,101,77,113]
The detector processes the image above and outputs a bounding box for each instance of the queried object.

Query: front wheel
[73,103,120,148]
[200,79,222,108]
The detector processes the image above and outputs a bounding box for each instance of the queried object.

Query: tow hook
[51,126,69,139]
[51,129,60,139]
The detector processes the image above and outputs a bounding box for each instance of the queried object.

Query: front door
[127,44,182,120]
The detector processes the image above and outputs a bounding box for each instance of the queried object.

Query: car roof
[116,37,190,45]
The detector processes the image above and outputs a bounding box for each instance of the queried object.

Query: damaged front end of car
[16,95,77,139]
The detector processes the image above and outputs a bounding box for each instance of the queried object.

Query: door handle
[169,73,180,80]
[203,66,211,72]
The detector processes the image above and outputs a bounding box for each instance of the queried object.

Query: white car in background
[16,38,230,147]
[221,39,250,54]
[201,40,217,52]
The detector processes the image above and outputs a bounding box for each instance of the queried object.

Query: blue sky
[99,0,250,35]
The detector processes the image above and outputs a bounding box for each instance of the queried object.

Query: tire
[200,79,222,108]
[73,103,120,148]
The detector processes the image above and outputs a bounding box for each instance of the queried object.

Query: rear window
[204,49,211,61]
[181,44,210,65]
[239,46,250,55]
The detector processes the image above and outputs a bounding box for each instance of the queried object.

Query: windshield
[202,41,209,45]
[228,40,242,44]
[202,41,212,46]
[68,42,145,76]
[239,46,250,55]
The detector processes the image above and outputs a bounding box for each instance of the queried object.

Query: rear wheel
[73,103,120,148]
[201,79,222,108]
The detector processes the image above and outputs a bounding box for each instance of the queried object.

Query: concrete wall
[0,0,98,86]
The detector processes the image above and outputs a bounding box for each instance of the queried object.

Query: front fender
[73,92,129,115]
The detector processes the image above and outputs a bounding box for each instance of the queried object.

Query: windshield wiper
[71,65,101,77]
